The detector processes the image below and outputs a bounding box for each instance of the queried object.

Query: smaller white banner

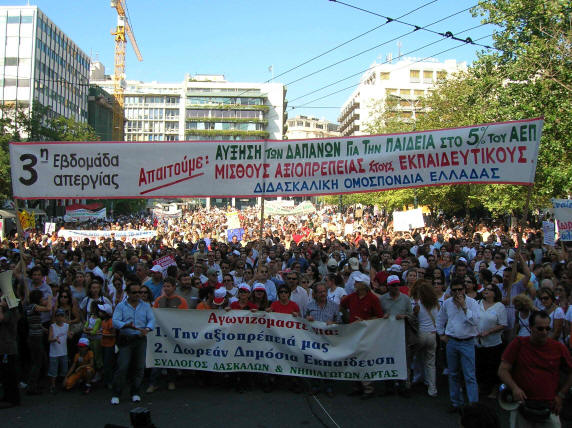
[147,309,406,381]
[44,222,56,234]
[552,199,572,242]
[393,208,425,231]
[542,221,555,246]
[57,229,157,241]
[64,207,106,222]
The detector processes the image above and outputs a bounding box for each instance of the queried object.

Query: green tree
[362,0,571,215]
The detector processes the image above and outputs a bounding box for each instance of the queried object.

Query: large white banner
[553,199,572,241]
[57,229,157,241]
[146,309,407,381]
[10,119,542,199]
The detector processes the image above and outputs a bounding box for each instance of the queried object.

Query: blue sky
[5,0,496,122]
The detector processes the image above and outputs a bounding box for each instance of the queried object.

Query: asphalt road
[0,374,526,428]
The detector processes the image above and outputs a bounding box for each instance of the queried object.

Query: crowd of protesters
[0,205,571,424]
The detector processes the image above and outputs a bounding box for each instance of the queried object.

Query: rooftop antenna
[397,40,402,59]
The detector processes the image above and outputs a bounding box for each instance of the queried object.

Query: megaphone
[0,270,19,309]
[498,383,520,411]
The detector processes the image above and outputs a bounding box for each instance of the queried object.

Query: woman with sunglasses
[268,285,300,317]
[476,283,507,398]
[464,276,481,301]
[538,287,565,342]
[138,285,155,305]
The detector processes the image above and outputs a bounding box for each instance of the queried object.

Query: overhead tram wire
[231,0,439,99]
[288,22,487,104]
[284,7,489,87]
[271,0,438,82]
[329,0,495,51]
[291,33,493,109]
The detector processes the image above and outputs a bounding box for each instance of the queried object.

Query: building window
[296,121,303,126]
[414,90,424,97]
[409,70,420,82]
[423,70,433,83]
[386,88,397,95]
[380,72,390,80]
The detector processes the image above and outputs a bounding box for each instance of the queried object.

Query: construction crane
[110,0,142,141]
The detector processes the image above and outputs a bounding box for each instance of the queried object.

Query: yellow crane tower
[110,0,142,141]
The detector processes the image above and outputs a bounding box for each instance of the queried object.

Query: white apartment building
[286,115,339,140]
[338,58,467,136]
[0,6,90,121]
[90,64,286,142]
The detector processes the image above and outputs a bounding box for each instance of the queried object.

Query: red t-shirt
[270,300,300,315]
[340,292,384,323]
[230,301,257,310]
[502,336,572,401]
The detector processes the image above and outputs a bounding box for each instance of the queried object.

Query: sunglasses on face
[451,288,464,293]
[278,290,289,294]
[534,326,551,332]
[540,296,551,301]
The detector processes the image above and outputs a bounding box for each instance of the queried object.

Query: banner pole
[518,185,534,247]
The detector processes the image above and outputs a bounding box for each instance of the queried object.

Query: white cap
[348,258,359,270]
[327,259,338,269]
[150,265,163,273]
[387,275,401,285]
[213,287,227,305]
[238,283,251,292]
[78,337,90,347]
[389,264,402,272]
[354,272,370,285]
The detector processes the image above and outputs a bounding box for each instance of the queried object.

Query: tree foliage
[362,0,571,215]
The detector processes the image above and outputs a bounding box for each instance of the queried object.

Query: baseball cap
[354,272,370,285]
[238,283,251,292]
[55,308,66,316]
[507,257,514,264]
[387,275,401,286]
[389,264,402,272]
[252,282,267,292]
[150,265,163,273]
[348,257,359,270]
[206,268,218,276]
[458,257,467,264]
[232,250,241,256]
[78,338,90,347]
[327,259,338,270]
[213,287,226,305]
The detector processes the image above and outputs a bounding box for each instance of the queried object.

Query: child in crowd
[83,301,103,382]
[99,304,116,389]
[48,309,71,394]
[63,338,95,393]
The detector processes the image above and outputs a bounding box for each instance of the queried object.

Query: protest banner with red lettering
[153,255,177,272]
[147,309,407,381]
[10,118,542,199]
[552,199,572,241]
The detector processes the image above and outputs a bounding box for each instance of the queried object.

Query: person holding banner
[229,283,257,311]
[111,282,155,405]
[341,272,384,399]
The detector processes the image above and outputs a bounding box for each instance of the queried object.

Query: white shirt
[417,303,439,333]
[290,285,310,316]
[477,301,507,347]
[436,296,480,339]
[327,287,347,305]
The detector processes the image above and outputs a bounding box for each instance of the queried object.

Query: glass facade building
[0,6,90,121]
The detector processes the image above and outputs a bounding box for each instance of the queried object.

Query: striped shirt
[305,300,341,323]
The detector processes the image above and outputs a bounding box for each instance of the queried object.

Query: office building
[286,115,339,140]
[338,58,467,136]
[90,64,287,142]
[0,6,90,121]
[88,85,113,141]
